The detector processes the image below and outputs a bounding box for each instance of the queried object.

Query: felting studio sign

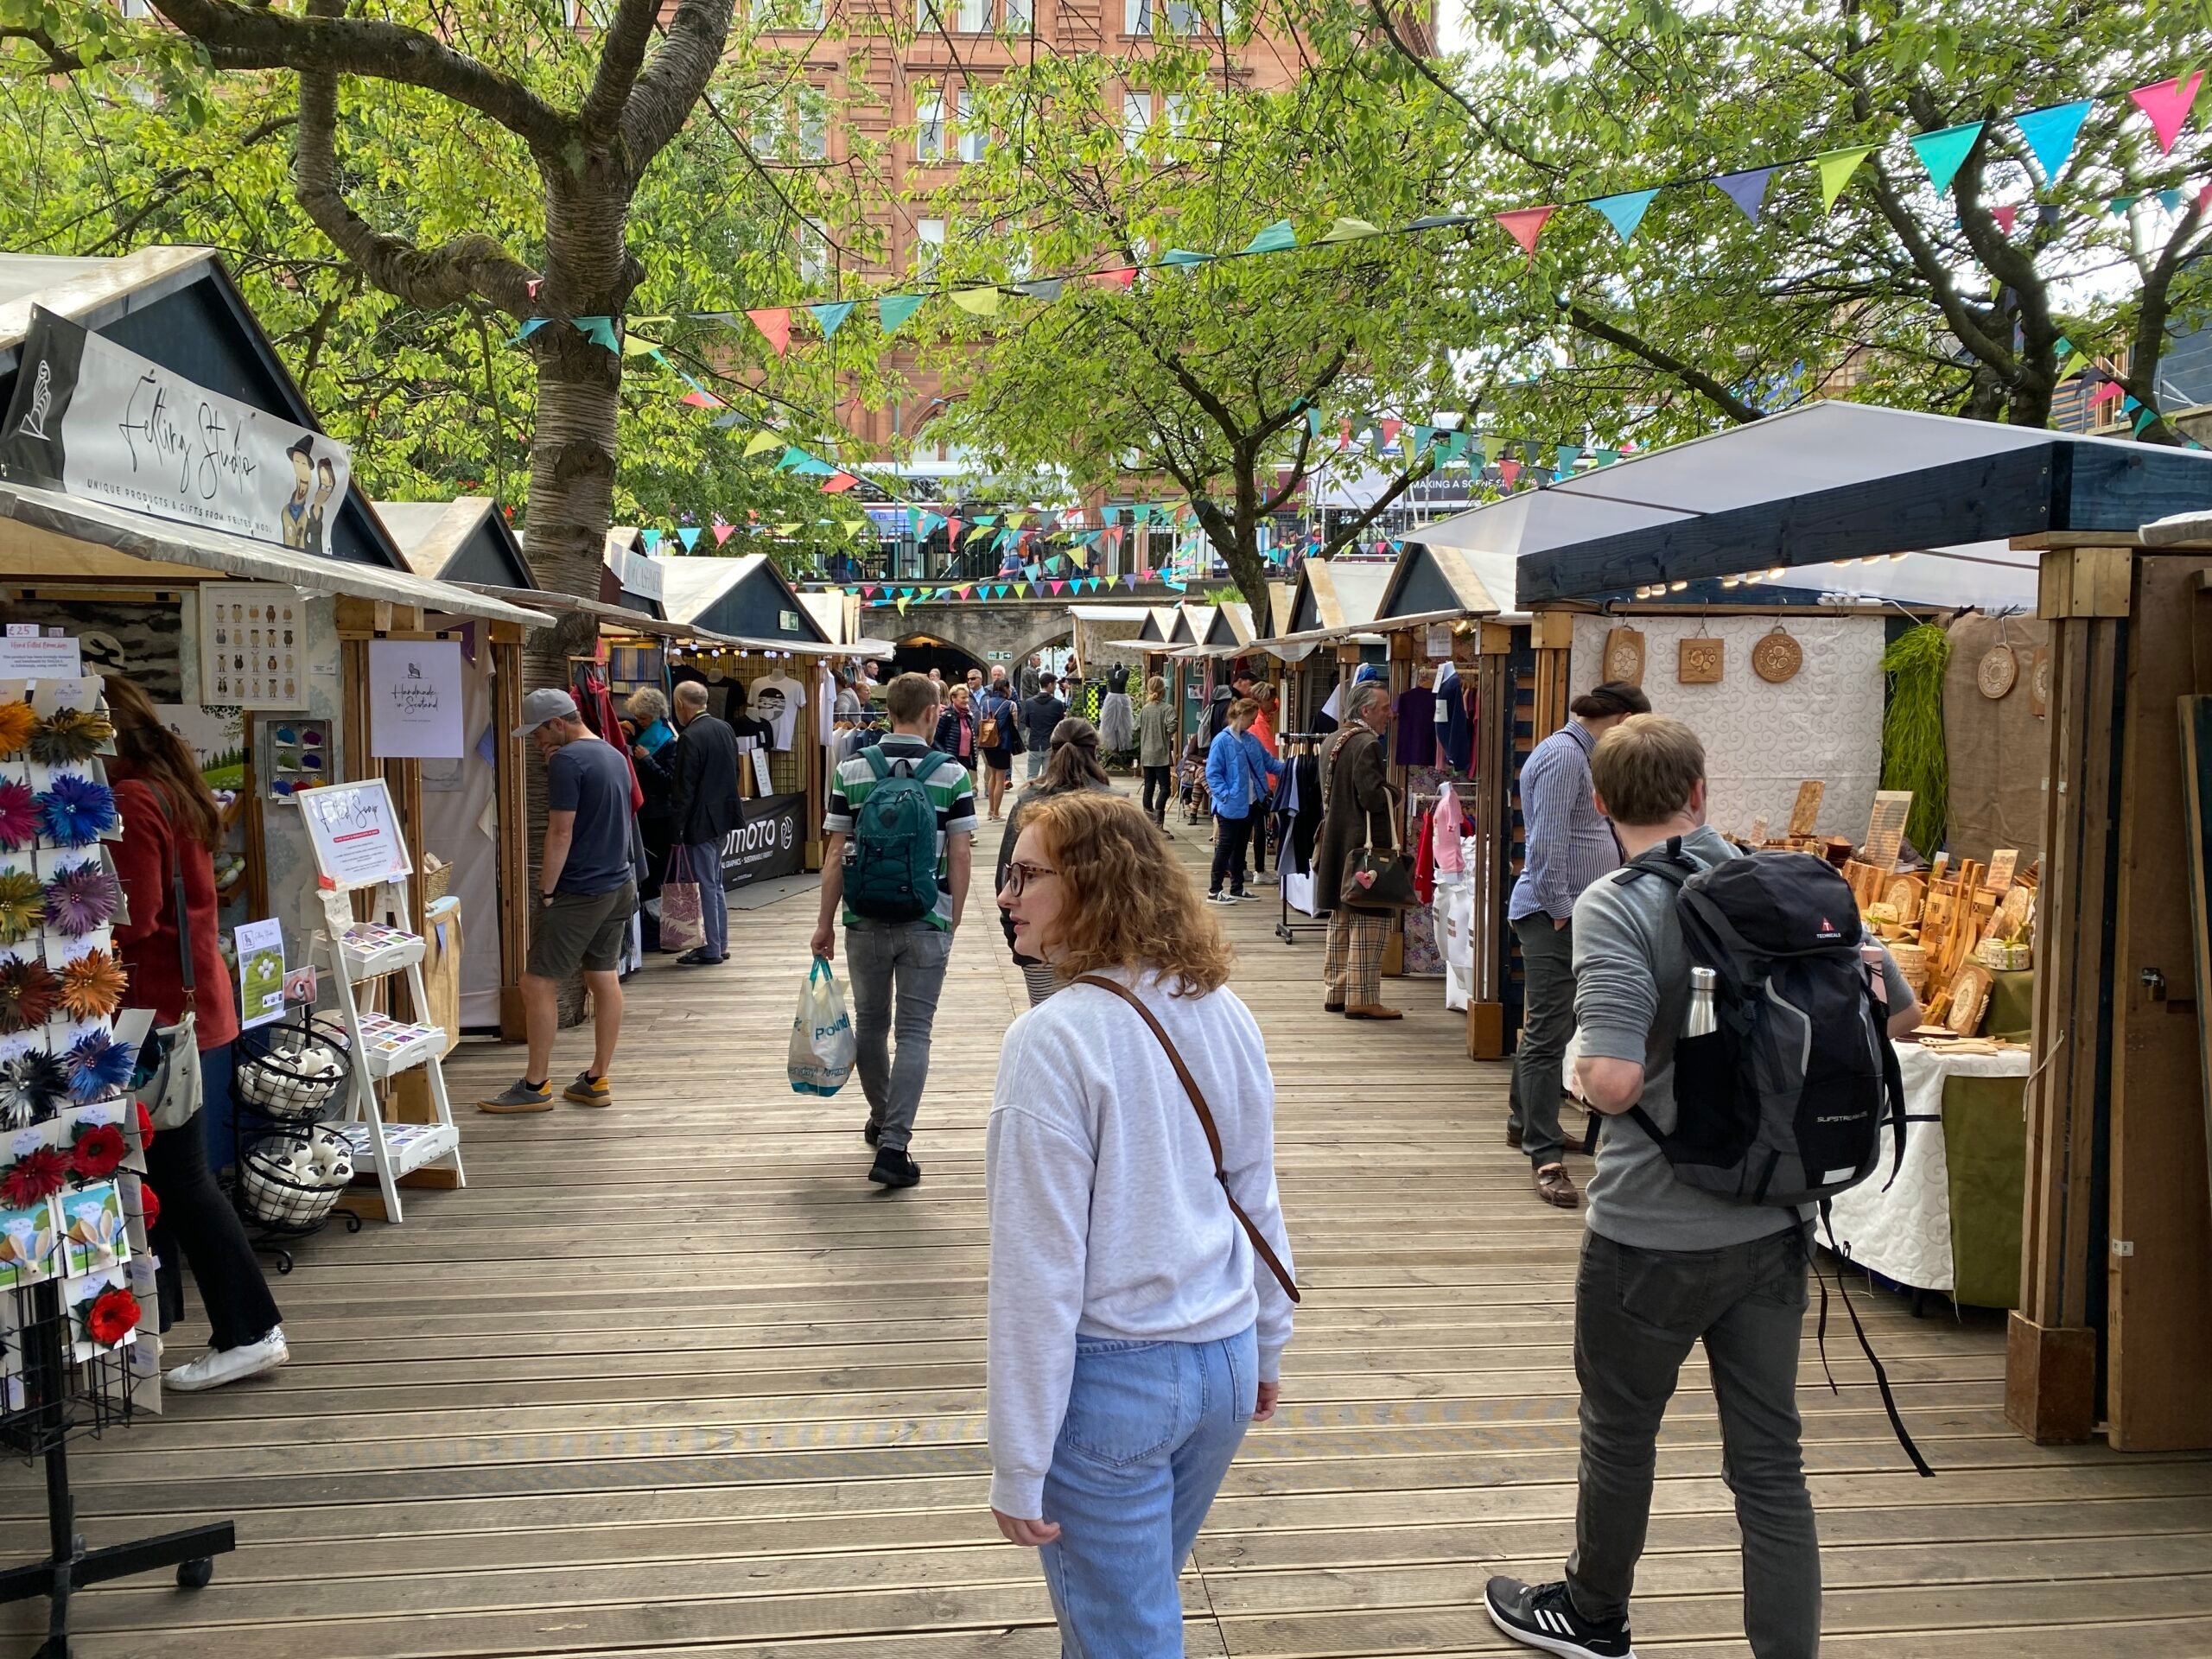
[721,793,804,889]
[0,306,353,551]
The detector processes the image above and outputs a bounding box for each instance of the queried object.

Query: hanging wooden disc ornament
[1977,645,2018,700]
[1602,625,1646,687]
[2030,647,2051,718]
[1751,622,1802,683]
[1677,632,1724,684]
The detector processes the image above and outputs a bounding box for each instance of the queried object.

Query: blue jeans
[1037,1325,1256,1657]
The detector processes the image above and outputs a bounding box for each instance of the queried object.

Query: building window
[950,0,988,29]
[799,221,830,287]
[1122,92,1151,151]
[1161,92,1188,136]
[915,219,946,281]
[915,91,946,162]
[1124,0,1152,32]
[753,0,824,25]
[755,89,830,162]
[795,96,828,161]
[957,94,989,163]
[1004,0,1033,26]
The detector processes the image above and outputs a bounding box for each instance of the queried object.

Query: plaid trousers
[1324,908,1390,1005]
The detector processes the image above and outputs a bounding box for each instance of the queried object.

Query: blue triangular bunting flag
[810,301,856,339]
[678,528,701,550]
[1910,121,1984,196]
[2013,100,2092,186]
[1714,168,1777,223]
[641,529,663,552]
[1242,219,1296,256]
[1591,188,1659,242]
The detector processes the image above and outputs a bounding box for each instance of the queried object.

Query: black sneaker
[868,1147,921,1188]
[1484,1578,1636,1658]
[676,948,727,966]
[862,1120,880,1147]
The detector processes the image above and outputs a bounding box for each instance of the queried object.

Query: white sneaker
[166,1326,289,1393]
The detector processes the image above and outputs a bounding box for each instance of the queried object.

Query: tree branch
[1563,301,1765,424]
[620,0,742,173]
[580,0,662,143]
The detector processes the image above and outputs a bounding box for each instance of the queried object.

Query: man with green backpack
[811,672,978,1188]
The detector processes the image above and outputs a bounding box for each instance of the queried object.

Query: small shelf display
[227,1017,363,1270]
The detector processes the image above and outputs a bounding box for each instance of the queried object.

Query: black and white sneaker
[1484,1578,1637,1659]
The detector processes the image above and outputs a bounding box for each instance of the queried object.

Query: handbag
[1070,976,1300,1304]
[1332,734,1418,911]
[136,789,205,1131]
[658,842,707,953]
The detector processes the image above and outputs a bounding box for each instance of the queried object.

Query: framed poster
[198,584,303,710]
[365,638,465,760]
[297,777,413,889]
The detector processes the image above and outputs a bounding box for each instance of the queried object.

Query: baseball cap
[513,688,580,735]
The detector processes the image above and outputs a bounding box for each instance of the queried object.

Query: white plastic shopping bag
[789,957,856,1096]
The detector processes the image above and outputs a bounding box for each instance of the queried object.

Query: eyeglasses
[1000,861,1060,899]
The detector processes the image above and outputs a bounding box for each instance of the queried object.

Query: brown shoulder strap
[1071,975,1300,1304]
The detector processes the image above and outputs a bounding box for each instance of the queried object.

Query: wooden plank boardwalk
[7,790,2211,1656]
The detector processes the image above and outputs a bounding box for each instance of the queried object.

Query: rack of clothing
[1272,731,1329,945]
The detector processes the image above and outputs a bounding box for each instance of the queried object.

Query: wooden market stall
[1421,399,2211,1452]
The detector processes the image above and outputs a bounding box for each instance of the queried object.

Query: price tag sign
[298,777,413,889]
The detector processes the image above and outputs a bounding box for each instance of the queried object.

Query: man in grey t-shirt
[1485,715,1919,1659]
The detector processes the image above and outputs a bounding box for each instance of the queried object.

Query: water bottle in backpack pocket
[847,747,951,924]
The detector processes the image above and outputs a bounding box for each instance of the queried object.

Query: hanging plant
[29,708,115,766]
[1879,622,1951,859]
[36,775,118,848]
[0,779,36,852]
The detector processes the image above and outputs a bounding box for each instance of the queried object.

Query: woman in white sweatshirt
[988,789,1297,1657]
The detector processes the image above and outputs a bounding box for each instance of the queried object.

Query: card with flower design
[64,1263,138,1359]
[0,1197,60,1290]
[59,1180,126,1277]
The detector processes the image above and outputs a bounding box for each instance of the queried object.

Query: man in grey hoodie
[1484,715,1919,1659]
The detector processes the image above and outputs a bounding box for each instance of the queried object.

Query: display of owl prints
[1751,623,1803,683]
[1678,635,1724,684]
[199,583,302,711]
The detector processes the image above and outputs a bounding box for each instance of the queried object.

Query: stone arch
[889,631,986,681]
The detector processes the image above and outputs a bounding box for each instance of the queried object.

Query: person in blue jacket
[1204,697,1285,904]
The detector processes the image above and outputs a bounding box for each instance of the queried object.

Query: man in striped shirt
[813,672,978,1189]
[1507,681,1649,1208]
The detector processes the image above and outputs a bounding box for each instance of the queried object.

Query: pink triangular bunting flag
[747,308,791,355]
[2131,73,2204,154]
[710,517,734,545]
[1090,268,1135,289]
[1049,580,1066,594]
[1991,205,2018,234]
[2090,378,2125,406]
[822,471,858,493]
[681,386,726,409]
[1494,205,1558,261]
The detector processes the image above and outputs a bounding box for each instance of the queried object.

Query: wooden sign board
[1984,849,2019,893]
[1602,626,1646,687]
[1678,636,1724,683]
[1787,780,1825,838]
[1864,790,1913,872]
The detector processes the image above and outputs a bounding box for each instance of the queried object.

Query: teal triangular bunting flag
[1242,219,1296,256]
[641,529,663,552]
[1591,188,1659,242]
[1910,121,1984,195]
[678,528,700,550]
[879,294,927,334]
[2013,100,2092,185]
[1163,249,1212,270]
[810,301,856,339]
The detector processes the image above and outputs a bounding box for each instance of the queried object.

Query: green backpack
[847,747,951,922]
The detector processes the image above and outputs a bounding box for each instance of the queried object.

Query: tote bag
[658,843,708,953]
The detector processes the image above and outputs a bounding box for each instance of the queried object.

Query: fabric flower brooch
[0,779,35,853]
[36,776,118,848]
[65,1032,133,1104]
[67,1117,126,1180]
[0,1053,70,1128]
[29,708,115,766]
[44,865,121,938]
[0,702,33,760]
[0,958,59,1034]
[56,950,126,1023]
[0,1145,67,1208]
[79,1285,138,1348]
[0,872,41,945]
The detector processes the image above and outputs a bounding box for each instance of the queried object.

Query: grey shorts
[528,881,637,977]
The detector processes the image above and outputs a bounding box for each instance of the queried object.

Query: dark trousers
[639,817,674,950]
[1567,1228,1819,1657]
[1250,806,1268,874]
[1209,810,1255,895]
[150,1045,283,1352]
[1509,914,1575,1166]
[1141,765,1173,820]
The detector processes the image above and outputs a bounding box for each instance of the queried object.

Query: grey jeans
[1567,1226,1819,1658]
[1509,914,1575,1166]
[844,918,954,1152]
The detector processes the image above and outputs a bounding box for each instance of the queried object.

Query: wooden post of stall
[1466,620,1517,1059]
[489,622,530,1042]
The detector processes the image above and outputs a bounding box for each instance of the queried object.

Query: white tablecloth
[1822,1044,2029,1294]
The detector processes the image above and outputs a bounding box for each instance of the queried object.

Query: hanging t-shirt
[1437,664,1474,775]
[1395,686,1439,766]
[730,714,773,754]
[748,672,806,750]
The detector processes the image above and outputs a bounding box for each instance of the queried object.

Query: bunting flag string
[526,73,2202,368]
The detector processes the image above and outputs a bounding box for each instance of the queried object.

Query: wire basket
[233,1020,348,1122]
[237,1128,349,1230]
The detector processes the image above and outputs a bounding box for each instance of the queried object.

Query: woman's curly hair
[1023,791,1231,996]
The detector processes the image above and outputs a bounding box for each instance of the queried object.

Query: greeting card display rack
[315,891,464,1224]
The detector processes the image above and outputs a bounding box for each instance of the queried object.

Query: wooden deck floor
[9,794,2212,1656]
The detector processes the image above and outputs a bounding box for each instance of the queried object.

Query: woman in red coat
[106,676,287,1392]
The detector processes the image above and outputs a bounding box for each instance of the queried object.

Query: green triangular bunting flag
[879,294,927,334]
[1815,146,1875,213]
[1910,122,1984,196]
[1242,219,1296,256]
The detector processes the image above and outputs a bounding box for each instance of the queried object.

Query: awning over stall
[1413,403,2209,611]
[0,476,553,626]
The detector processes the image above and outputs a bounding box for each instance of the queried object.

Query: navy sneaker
[1484,1578,1637,1658]
[868,1147,921,1188]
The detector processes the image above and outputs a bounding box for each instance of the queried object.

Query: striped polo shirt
[824,734,980,930]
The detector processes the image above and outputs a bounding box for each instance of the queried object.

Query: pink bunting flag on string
[2090,379,2125,406]
[946,518,963,544]
[2131,73,2204,154]
[681,386,726,410]
[822,472,858,493]
[1990,205,2019,235]
[1050,581,1067,594]
[1494,205,1558,263]
[1090,268,1136,289]
[711,517,734,545]
[1338,419,1353,452]
[1380,417,1401,450]
[1499,458,1522,486]
[747,308,792,355]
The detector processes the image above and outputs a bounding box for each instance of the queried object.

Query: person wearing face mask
[988,790,1296,1658]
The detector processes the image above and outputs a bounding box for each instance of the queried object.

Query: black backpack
[1615,839,1906,1208]
[1618,837,1931,1478]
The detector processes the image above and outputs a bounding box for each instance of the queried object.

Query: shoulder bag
[1071,975,1300,1303]
[1334,734,1418,911]
[135,787,204,1131]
